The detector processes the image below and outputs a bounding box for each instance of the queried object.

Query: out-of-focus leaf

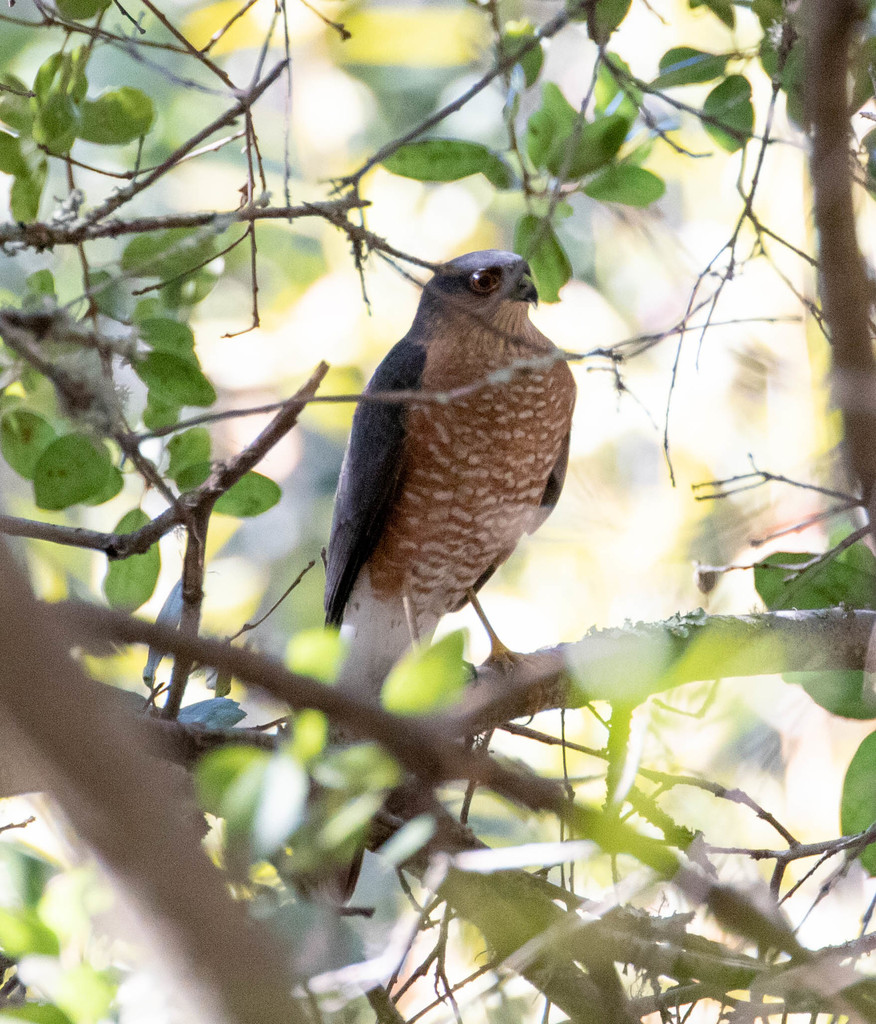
[514,214,572,303]
[289,710,328,764]
[32,91,77,153]
[287,628,346,684]
[135,352,216,407]
[33,433,112,510]
[103,509,160,610]
[382,139,513,189]
[689,0,735,27]
[121,229,218,282]
[167,427,211,484]
[595,54,640,120]
[0,409,57,479]
[499,21,543,88]
[142,392,181,431]
[77,87,154,144]
[841,729,876,874]
[760,34,805,125]
[377,814,436,866]
[0,75,34,133]
[545,113,630,179]
[10,158,47,222]
[26,269,55,298]
[652,47,729,88]
[589,0,632,41]
[82,464,123,505]
[382,630,467,714]
[786,671,876,720]
[0,906,60,957]
[55,964,115,1024]
[584,165,665,206]
[0,1004,75,1024]
[178,697,246,729]
[139,318,196,360]
[314,743,401,793]
[143,579,184,688]
[526,82,577,168]
[214,472,281,517]
[702,75,754,152]
[174,460,211,490]
[55,0,111,18]
[0,130,26,175]
[754,548,876,611]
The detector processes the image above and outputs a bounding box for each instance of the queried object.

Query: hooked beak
[512,272,539,306]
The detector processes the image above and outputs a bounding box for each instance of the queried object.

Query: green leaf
[590,0,632,41]
[0,75,34,134]
[752,0,782,28]
[54,0,111,18]
[0,1003,75,1024]
[139,318,196,360]
[178,698,246,729]
[584,165,665,206]
[702,75,754,152]
[545,113,630,179]
[121,229,218,282]
[499,21,544,88]
[382,139,514,189]
[77,87,154,145]
[760,34,805,126]
[514,214,572,303]
[689,0,735,27]
[841,729,876,873]
[0,906,60,957]
[0,410,57,479]
[526,82,577,168]
[33,433,113,510]
[103,509,160,610]
[26,269,56,298]
[83,464,123,506]
[0,131,27,176]
[32,91,78,153]
[214,472,281,517]
[382,630,468,714]
[135,352,216,408]
[167,427,211,483]
[34,54,63,106]
[754,548,876,611]
[142,392,180,431]
[652,47,729,88]
[287,628,346,685]
[174,460,211,490]
[786,671,876,720]
[10,159,47,222]
[595,54,640,120]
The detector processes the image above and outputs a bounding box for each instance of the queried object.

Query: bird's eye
[469,267,502,295]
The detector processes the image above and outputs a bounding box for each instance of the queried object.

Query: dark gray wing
[528,429,571,534]
[324,337,427,626]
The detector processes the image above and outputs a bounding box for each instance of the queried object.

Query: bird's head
[425,250,538,312]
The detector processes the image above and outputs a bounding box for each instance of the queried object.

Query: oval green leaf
[167,427,211,483]
[33,433,113,510]
[140,318,196,360]
[103,508,160,610]
[135,352,216,408]
[382,139,513,188]
[77,87,154,144]
[382,630,468,715]
[526,82,577,168]
[841,729,876,874]
[499,21,544,87]
[55,0,111,18]
[653,47,729,88]
[584,165,666,206]
[514,214,572,303]
[214,472,281,518]
[0,409,57,479]
[546,113,630,180]
[703,75,754,152]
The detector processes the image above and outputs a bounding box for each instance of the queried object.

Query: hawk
[325,250,576,695]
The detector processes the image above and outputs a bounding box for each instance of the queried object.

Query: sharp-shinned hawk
[325,250,576,695]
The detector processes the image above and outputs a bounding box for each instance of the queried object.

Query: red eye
[469,267,502,295]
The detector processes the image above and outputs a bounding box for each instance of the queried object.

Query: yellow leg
[466,588,521,666]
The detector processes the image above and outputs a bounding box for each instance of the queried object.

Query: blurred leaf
[0,906,60,957]
[55,0,111,18]
[135,352,216,407]
[526,82,576,168]
[499,21,543,88]
[195,745,267,818]
[841,729,876,874]
[77,87,154,144]
[32,91,77,153]
[754,548,876,611]
[545,113,630,179]
[315,743,401,792]
[289,710,328,764]
[121,229,218,282]
[702,75,754,152]
[178,697,246,729]
[863,128,876,194]
[786,671,876,720]
[0,409,57,479]
[55,964,115,1024]
[33,433,112,510]
[584,165,665,206]
[377,814,436,866]
[590,0,632,41]
[142,391,180,431]
[174,459,211,490]
[334,7,480,67]
[752,0,782,26]
[760,34,805,125]
[214,472,281,517]
[251,751,309,858]
[287,628,346,684]
[0,130,26,175]
[652,47,729,88]
[10,158,47,222]
[139,318,196,360]
[167,427,211,484]
[382,630,467,714]
[0,75,33,133]
[103,509,160,610]
[26,269,56,298]
[33,53,63,105]
[143,579,183,688]
[162,264,220,308]
[689,0,735,27]
[514,214,572,303]
[82,463,123,505]
[0,1007,75,1024]
[382,139,513,188]
[595,54,639,120]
